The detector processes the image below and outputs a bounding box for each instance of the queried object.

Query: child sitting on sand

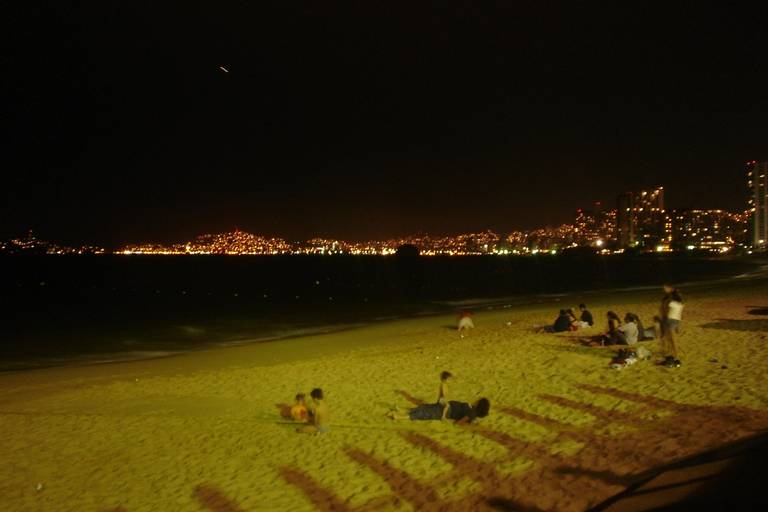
[290,393,309,422]
[457,311,474,337]
[297,388,329,434]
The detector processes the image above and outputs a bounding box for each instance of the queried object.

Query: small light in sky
[219,66,229,73]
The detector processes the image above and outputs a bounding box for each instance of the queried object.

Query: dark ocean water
[0,254,760,370]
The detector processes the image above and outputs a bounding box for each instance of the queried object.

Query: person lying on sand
[297,388,329,434]
[387,398,490,424]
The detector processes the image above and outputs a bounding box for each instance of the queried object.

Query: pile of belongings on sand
[610,346,651,369]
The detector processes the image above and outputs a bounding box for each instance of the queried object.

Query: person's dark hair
[559,309,567,315]
[310,388,323,400]
[474,398,491,418]
[624,313,635,323]
[295,393,306,402]
[579,303,587,310]
[671,290,683,302]
[440,371,453,381]
[607,311,620,321]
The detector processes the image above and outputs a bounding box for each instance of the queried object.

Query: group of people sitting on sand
[547,285,685,368]
[603,286,684,368]
[282,285,685,434]
[285,371,490,434]
[552,304,594,332]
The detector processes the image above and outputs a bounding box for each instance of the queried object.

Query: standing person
[579,304,594,327]
[297,388,329,434]
[660,285,684,367]
[438,371,452,420]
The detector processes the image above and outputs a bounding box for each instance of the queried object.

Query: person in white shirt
[619,313,639,345]
[660,285,684,367]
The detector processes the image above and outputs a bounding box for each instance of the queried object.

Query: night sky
[5,2,767,247]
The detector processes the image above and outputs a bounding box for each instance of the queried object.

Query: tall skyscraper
[747,161,768,249]
[616,187,665,248]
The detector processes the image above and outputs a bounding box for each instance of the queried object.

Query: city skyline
[4,174,756,251]
[3,197,748,256]
[4,3,767,247]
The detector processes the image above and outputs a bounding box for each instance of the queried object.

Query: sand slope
[1,280,768,511]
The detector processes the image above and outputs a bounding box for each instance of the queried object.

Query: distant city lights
[1,176,762,257]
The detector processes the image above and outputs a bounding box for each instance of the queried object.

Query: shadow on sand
[394,389,425,406]
[587,431,768,510]
[101,384,768,511]
[275,383,768,511]
[700,319,768,332]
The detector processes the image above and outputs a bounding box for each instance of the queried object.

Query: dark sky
[4,2,767,246]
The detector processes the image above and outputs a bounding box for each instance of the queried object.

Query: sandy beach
[2,277,767,511]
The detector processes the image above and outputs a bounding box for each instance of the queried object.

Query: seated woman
[602,311,623,345]
[619,313,639,345]
[387,398,490,424]
[552,310,572,332]
[579,303,594,327]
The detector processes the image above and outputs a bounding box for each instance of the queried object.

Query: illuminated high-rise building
[670,209,746,249]
[574,201,616,246]
[616,187,665,248]
[573,208,597,245]
[747,160,768,249]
